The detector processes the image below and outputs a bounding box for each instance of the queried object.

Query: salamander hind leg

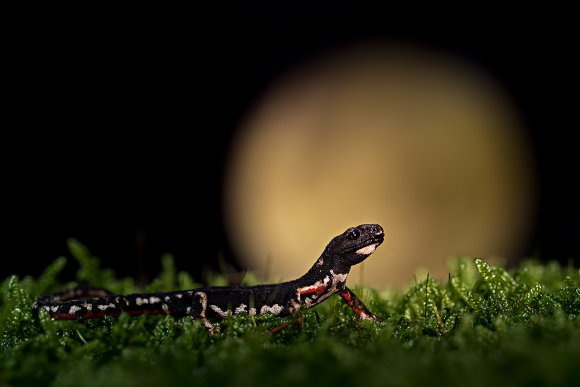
[192,291,219,335]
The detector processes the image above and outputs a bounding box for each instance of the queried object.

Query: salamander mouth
[352,235,384,255]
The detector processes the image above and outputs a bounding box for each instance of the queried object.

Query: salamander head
[322,224,385,267]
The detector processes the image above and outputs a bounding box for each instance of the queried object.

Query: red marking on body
[126,309,166,316]
[51,313,79,320]
[299,285,327,296]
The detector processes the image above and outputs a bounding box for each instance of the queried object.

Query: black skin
[33,224,385,334]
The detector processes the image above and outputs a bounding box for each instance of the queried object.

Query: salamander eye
[347,229,360,240]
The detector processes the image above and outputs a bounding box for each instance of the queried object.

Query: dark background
[3,7,578,284]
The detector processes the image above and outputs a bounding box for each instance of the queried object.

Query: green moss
[1,242,579,387]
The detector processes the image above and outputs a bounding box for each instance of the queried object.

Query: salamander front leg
[338,287,381,322]
[270,293,306,334]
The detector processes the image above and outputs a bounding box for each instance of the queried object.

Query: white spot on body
[356,243,378,255]
[176,293,183,299]
[97,303,116,311]
[136,297,143,306]
[69,305,81,314]
[165,296,171,302]
[260,304,283,315]
[149,297,161,304]
[186,306,192,314]
[329,269,348,284]
[234,304,247,314]
[50,306,59,313]
[162,304,169,312]
[210,305,232,317]
[83,303,92,310]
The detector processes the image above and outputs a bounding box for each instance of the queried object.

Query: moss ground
[1,239,579,387]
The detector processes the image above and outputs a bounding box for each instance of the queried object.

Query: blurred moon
[223,43,535,288]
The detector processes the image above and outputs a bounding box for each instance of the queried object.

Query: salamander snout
[369,224,384,236]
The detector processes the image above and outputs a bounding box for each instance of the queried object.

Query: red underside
[51,311,121,319]
[51,309,168,320]
[126,309,166,316]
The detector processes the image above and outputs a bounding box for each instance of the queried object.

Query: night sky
[3,7,578,284]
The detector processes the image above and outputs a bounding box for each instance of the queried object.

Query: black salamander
[33,224,385,334]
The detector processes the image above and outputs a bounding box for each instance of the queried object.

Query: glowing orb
[223,43,535,288]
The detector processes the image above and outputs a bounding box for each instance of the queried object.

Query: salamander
[33,224,385,334]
